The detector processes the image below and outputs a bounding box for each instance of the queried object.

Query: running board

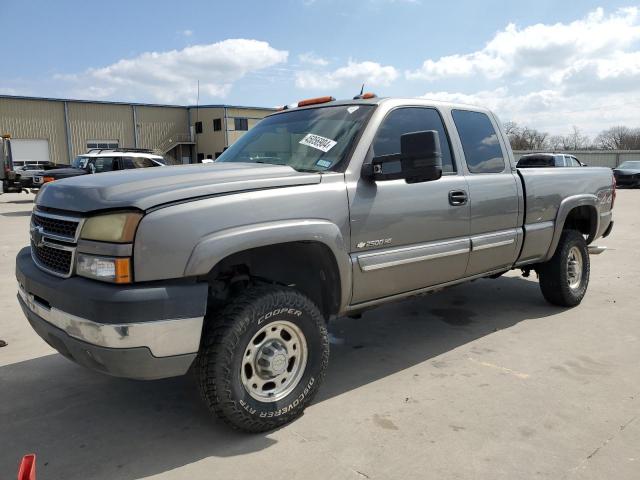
[588,245,607,255]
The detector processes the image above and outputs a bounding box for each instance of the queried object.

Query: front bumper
[16,247,208,380]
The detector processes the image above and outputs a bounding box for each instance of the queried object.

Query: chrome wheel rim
[241,320,308,402]
[567,246,583,289]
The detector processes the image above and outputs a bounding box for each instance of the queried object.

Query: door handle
[448,190,468,206]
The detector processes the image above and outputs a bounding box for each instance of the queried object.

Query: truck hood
[613,168,640,175]
[36,163,322,212]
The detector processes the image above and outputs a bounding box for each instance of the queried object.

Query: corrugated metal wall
[136,105,189,150]
[0,98,290,165]
[513,150,640,168]
[0,98,68,164]
[67,102,135,159]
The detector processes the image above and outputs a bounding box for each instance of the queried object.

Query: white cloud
[420,87,640,136]
[296,60,398,89]
[407,7,640,82]
[298,52,329,66]
[180,29,193,37]
[59,39,288,103]
[414,7,640,135]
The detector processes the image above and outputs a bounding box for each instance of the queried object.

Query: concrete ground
[0,190,638,480]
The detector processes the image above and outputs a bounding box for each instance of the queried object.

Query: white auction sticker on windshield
[299,133,337,153]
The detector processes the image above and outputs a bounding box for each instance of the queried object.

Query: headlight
[80,212,142,243]
[76,253,132,283]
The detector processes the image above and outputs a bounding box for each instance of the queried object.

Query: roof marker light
[297,96,335,107]
[353,92,377,100]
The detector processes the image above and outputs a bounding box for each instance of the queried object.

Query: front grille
[31,240,73,276]
[32,213,79,240]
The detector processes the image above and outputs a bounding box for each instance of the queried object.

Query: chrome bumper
[18,284,203,357]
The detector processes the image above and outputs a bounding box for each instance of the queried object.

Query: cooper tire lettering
[196,286,329,432]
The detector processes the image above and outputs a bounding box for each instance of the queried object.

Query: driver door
[348,107,471,304]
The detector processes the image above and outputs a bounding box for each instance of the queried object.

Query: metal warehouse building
[0,95,275,165]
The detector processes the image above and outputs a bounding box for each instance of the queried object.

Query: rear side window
[452,110,505,173]
[123,157,156,168]
[373,107,456,173]
[92,157,115,173]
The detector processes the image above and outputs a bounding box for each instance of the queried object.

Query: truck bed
[516,166,614,266]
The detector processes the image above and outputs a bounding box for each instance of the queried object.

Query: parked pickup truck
[16,96,615,432]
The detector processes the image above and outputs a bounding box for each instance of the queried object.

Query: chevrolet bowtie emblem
[31,225,45,248]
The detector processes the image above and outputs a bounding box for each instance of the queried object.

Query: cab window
[373,107,456,173]
[452,110,506,173]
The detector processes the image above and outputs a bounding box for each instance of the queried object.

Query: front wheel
[196,285,329,432]
[538,230,590,307]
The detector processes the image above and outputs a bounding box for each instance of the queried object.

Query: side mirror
[363,130,443,183]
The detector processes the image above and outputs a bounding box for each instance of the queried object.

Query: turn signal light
[297,96,335,107]
[42,176,55,183]
[114,258,132,284]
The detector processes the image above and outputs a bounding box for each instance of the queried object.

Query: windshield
[216,105,374,172]
[619,161,640,169]
[72,156,90,169]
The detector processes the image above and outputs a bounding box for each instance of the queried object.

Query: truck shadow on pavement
[1,210,33,217]
[0,275,560,479]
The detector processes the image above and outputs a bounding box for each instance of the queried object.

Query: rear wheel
[196,285,329,432]
[538,230,590,307]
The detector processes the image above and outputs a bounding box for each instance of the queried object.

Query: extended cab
[16,96,615,432]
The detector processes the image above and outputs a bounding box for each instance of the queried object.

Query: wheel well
[204,241,341,319]
[563,205,598,242]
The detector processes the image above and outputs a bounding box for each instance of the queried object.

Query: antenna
[195,79,200,162]
[196,79,200,121]
[359,83,365,96]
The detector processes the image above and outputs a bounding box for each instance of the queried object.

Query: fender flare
[544,194,599,261]
[184,219,352,311]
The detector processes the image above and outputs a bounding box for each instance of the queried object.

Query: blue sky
[2,0,640,134]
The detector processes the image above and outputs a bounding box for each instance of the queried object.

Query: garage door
[11,139,50,164]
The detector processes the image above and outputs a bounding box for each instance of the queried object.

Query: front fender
[544,194,598,261]
[184,219,352,310]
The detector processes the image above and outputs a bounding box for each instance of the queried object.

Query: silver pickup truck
[16,96,615,432]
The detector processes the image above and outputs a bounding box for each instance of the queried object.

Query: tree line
[504,122,640,151]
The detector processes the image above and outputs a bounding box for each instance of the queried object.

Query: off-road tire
[196,285,329,432]
[538,229,590,307]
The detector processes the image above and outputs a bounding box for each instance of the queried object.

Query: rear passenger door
[451,110,521,276]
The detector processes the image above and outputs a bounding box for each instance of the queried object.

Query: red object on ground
[17,455,36,480]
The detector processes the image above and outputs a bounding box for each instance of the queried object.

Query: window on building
[206,154,213,159]
[197,153,205,162]
[373,107,456,173]
[215,151,223,159]
[234,117,249,131]
[195,121,203,134]
[452,110,506,174]
[87,140,118,150]
[213,118,222,131]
